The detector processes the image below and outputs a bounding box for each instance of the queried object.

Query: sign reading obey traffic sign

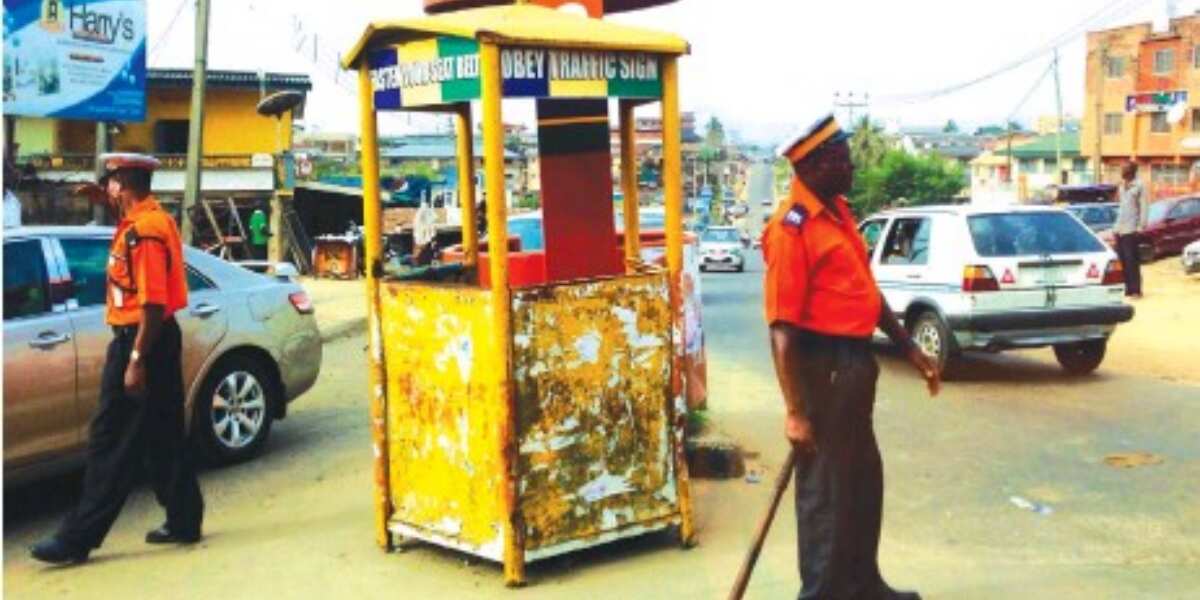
[369,36,662,109]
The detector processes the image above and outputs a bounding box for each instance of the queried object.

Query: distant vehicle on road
[4,227,322,484]
[859,205,1132,377]
[699,226,745,272]
[1183,238,1200,274]
[1065,202,1119,233]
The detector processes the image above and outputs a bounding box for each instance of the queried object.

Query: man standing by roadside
[31,153,204,565]
[248,203,271,261]
[1114,162,1147,298]
[762,115,940,600]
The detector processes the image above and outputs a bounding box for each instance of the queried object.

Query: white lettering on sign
[501,48,547,80]
[548,50,658,81]
[371,54,481,92]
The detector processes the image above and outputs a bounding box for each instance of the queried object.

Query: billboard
[3,0,146,121]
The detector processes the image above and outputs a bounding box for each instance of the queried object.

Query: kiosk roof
[342,3,689,69]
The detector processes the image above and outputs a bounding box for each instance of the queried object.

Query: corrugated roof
[343,4,689,69]
[148,69,313,91]
[993,132,1080,159]
[381,143,518,160]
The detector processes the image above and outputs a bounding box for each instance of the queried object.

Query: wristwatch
[130,350,142,364]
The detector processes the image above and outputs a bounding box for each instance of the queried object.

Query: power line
[149,0,190,60]
[876,0,1151,105]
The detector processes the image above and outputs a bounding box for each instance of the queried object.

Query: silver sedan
[3,226,322,484]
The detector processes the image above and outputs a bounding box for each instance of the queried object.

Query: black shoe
[30,538,89,565]
[145,526,201,545]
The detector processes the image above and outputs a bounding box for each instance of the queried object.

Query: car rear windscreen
[967,212,1105,257]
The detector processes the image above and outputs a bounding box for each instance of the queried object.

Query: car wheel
[735,263,745,273]
[193,355,277,464]
[912,311,957,378]
[1053,340,1106,376]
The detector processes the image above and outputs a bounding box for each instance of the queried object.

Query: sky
[145,0,1198,144]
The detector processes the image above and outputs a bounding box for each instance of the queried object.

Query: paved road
[4,254,1198,598]
[698,253,1200,599]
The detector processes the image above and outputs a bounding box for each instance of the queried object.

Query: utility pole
[93,122,110,223]
[1095,43,1107,183]
[1053,48,1064,184]
[834,91,869,128]
[182,0,211,245]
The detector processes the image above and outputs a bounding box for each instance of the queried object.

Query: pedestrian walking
[248,203,271,261]
[761,115,940,600]
[1113,162,1147,298]
[31,153,204,565]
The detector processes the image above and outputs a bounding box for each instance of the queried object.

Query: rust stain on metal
[511,274,680,551]
[380,281,507,555]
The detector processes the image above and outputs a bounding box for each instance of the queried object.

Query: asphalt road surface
[4,250,1198,599]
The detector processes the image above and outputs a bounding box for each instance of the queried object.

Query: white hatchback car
[1183,238,1200,274]
[859,205,1134,376]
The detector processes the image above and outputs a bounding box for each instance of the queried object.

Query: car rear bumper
[701,255,744,269]
[947,305,1134,332]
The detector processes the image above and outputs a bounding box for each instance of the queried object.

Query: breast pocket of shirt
[817,245,873,297]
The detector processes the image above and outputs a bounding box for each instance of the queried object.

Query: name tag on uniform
[783,205,807,230]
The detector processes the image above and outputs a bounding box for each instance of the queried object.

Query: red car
[1100,195,1200,259]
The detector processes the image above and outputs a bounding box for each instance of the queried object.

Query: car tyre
[193,355,277,465]
[911,311,958,379]
[1053,340,1107,376]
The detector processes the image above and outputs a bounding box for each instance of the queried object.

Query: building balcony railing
[19,153,276,172]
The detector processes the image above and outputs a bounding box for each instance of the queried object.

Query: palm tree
[849,116,888,170]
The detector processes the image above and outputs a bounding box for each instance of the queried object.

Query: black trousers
[56,318,204,550]
[250,244,267,261]
[793,333,885,600]
[1116,233,1143,296]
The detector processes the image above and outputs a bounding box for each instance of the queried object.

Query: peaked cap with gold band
[777,114,850,166]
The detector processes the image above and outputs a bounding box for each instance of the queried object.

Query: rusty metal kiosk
[343,3,694,585]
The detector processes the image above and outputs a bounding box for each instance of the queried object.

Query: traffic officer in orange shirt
[762,116,940,600]
[32,154,204,565]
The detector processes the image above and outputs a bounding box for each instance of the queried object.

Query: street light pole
[182,0,211,245]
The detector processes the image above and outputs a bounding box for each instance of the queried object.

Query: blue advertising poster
[3,0,146,121]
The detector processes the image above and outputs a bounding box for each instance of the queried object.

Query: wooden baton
[728,446,799,600]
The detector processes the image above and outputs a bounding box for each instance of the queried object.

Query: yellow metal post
[455,103,479,265]
[357,63,393,551]
[661,55,696,547]
[480,41,525,586]
[619,99,641,271]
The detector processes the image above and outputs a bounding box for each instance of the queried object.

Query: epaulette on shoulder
[782,204,807,230]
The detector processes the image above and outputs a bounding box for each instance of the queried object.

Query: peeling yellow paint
[381,282,506,552]
[511,274,679,551]
[377,274,689,564]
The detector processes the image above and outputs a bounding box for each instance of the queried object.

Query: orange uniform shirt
[761,179,881,338]
[106,197,189,326]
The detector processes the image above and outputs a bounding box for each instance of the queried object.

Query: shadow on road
[873,343,1120,386]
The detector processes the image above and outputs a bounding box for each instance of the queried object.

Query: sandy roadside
[1016,258,1200,386]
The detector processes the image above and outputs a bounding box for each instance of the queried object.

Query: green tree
[704,116,726,150]
[943,119,960,133]
[849,116,889,171]
[848,149,965,217]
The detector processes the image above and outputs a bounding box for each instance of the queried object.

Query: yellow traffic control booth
[343,4,695,586]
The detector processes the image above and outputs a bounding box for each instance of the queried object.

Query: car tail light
[289,291,314,314]
[1102,259,1124,286]
[962,265,1000,292]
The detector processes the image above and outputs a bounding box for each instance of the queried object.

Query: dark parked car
[1065,202,1119,232]
[1102,196,1200,260]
